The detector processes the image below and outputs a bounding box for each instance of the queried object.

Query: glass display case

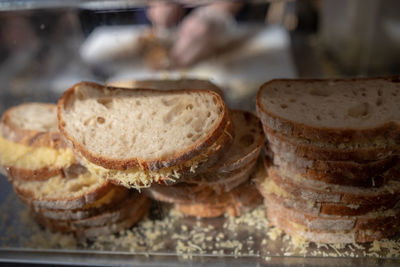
[0,0,399,266]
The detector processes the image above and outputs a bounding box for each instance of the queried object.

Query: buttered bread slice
[0,103,75,180]
[58,82,233,189]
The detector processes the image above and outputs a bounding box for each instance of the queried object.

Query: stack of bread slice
[0,103,150,238]
[145,110,264,217]
[58,81,264,218]
[256,77,400,243]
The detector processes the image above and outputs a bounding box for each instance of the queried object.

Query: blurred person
[146,2,244,67]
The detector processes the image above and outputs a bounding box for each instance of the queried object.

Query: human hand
[170,7,235,67]
[146,2,185,28]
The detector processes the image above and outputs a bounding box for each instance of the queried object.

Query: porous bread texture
[13,165,113,210]
[207,110,264,173]
[264,127,400,162]
[58,82,228,168]
[257,77,400,144]
[82,120,233,189]
[107,78,224,97]
[0,103,66,148]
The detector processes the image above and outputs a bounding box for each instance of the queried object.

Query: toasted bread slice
[33,194,150,238]
[257,77,400,144]
[264,127,399,162]
[14,164,114,210]
[37,186,129,221]
[0,103,75,181]
[107,78,224,97]
[270,147,399,187]
[267,209,400,243]
[264,160,400,205]
[175,181,262,218]
[58,82,232,189]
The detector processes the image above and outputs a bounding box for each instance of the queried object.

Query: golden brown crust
[256,77,400,145]
[1,103,67,149]
[58,81,231,171]
[7,166,62,181]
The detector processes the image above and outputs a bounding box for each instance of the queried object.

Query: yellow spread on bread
[82,188,117,209]
[0,135,75,170]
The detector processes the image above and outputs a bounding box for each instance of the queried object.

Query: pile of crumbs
[1,192,400,261]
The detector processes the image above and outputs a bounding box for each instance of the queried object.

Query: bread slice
[265,162,400,205]
[14,164,114,210]
[0,103,75,181]
[175,181,262,218]
[146,158,257,204]
[267,209,400,243]
[265,194,400,232]
[107,78,224,97]
[257,77,400,144]
[37,186,129,221]
[33,194,151,239]
[269,147,399,187]
[256,167,400,216]
[205,110,264,174]
[264,127,399,162]
[58,82,233,189]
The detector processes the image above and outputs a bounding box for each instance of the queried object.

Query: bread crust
[264,127,399,162]
[37,187,130,221]
[266,163,400,205]
[58,81,232,171]
[256,77,400,144]
[1,103,67,149]
[269,148,400,187]
[7,166,63,181]
[13,173,115,210]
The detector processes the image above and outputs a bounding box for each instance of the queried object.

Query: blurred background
[0,0,399,112]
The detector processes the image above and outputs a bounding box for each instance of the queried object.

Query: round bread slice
[14,164,114,210]
[174,182,262,218]
[256,77,400,145]
[270,147,399,187]
[264,127,399,162]
[33,194,151,239]
[0,103,75,181]
[107,78,224,98]
[256,168,400,216]
[205,110,264,174]
[264,160,400,205]
[58,82,232,189]
[267,209,400,244]
[37,186,130,221]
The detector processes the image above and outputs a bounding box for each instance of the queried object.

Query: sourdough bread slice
[0,103,75,181]
[265,161,400,205]
[264,127,399,162]
[107,78,224,97]
[268,210,400,243]
[33,194,151,238]
[14,164,114,210]
[175,181,262,218]
[270,147,399,187]
[265,195,400,232]
[58,82,232,189]
[205,110,264,174]
[256,168,400,216]
[37,186,129,221]
[257,77,400,144]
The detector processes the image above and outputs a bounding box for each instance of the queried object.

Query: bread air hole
[96,98,113,109]
[161,98,177,107]
[376,98,383,106]
[97,117,105,124]
[309,88,331,97]
[280,104,288,109]
[136,100,141,106]
[187,133,193,138]
[186,104,193,110]
[348,102,370,118]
